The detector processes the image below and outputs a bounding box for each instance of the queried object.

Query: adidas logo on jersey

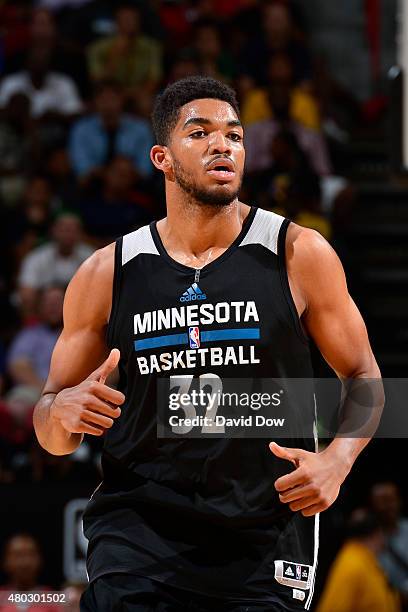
[284,567,294,577]
[180,283,207,302]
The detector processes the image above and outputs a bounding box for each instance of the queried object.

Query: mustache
[204,155,234,169]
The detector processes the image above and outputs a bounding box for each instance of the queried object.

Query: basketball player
[33,77,382,611]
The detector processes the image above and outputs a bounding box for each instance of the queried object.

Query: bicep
[43,248,113,393]
[306,290,375,379]
[44,327,109,394]
[292,229,378,378]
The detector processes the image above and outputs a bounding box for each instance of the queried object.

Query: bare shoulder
[285,222,347,311]
[286,222,343,275]
[286,222,336,261]
[76,241,115,278]
[64,242,116,328]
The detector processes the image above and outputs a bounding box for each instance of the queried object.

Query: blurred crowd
[0,0,399,609]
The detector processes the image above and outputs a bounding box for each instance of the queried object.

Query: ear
[150,145,173,178]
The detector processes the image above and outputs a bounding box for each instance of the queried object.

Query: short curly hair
[151,76,240,145]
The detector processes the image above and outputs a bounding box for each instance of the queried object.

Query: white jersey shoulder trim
[122,225,159,265]
[240,208,285,255]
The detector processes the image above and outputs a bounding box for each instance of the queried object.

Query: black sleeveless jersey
[83,207,319,611]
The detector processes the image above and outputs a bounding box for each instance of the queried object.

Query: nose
[208,130,231,155]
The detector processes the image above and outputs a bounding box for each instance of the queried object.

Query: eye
[190,130,207,138]
[228,133,243,142]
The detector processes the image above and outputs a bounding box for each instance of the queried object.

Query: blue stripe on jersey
[201,328,260,342]
[135,333,188,351]
[134,328,260,351]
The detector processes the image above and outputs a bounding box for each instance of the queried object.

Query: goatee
[173,158,242,207]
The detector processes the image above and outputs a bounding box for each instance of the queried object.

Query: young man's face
[167,98,245,207]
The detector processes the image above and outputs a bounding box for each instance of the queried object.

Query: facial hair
[172,156,243,207]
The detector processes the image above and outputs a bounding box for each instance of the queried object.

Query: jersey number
[169,373,224,434]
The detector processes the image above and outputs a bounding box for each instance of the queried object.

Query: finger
[288,497,318,512]
[81,409,114,429]
[301,504,324,517]
[89,381,125,405]
[279,484,318,504]
[85,395,122,418]
[98,348,120,384]
[87,349,120,383]
[76,422,105,436]
[269,442,302,466]
[274,467,309,493]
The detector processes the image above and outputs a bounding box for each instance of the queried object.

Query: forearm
[321,437,369,481]
[323,373,385,480]
[33,392,83,456]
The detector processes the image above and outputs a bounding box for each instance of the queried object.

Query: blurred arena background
[0,0,407,610]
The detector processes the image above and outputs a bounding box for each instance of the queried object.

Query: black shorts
[80,573,290,612]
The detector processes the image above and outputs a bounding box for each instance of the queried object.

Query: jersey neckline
[149,205,258,275]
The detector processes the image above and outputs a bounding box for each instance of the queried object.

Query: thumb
[269,441,301,467]
[88,348,120,384]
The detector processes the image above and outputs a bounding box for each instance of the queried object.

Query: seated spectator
[7,7,90,99]
[245,129,331,239]
[87,3,162,94]
[0,3,31,72]
[317,509,401,612]
[371,482,408,604]
[0,534,61,611]
[18,214,93,317]
[159,0,248,51]
[286,171,331,240]
[166,51,200,85]
[0,46,83,119]
[241,52,320,129]
[69,80,153,186]
[0,93,35,208]
[159,2,195,50]
[45,147,79,210]
[7,285,64,392]
[10,175,60,265]
[188,20,236,82]
[80,156,153,244]
[0,91,32,172]
[244,118,331,177]
[0,385,38,477]
[239,0,313,89]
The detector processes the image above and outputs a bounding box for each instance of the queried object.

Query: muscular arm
[287,225,379,379]
[33,243,124,456]
[271,224,383,515]
[289,224,382,446]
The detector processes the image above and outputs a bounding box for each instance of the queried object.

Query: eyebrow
[182,117,242,129]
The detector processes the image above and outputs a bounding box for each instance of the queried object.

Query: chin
[195,182,239,207]
[174,166,242,207]
[200,189,238,207]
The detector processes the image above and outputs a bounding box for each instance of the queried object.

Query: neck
[158,185,250,265]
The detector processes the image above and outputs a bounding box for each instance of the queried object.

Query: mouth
[206,159,236,182]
